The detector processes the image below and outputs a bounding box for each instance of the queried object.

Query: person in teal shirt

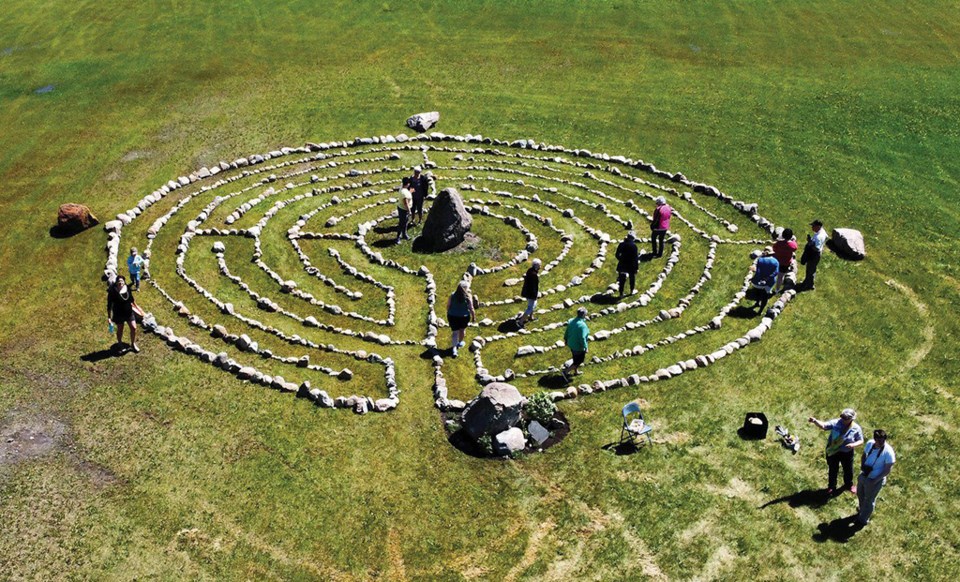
[562,307,589,380]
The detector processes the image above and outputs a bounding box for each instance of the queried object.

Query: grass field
[1,1,959,580]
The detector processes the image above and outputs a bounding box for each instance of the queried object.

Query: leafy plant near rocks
[524,391,557,425]
[476,435,494,456]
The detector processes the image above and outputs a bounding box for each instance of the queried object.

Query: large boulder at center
[406,111,440,133]
[831,228,866,260]
[413,187,473,252]
[55,203,98,235]
[461,382,523,440]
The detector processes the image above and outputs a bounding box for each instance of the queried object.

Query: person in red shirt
[772,228,798,292]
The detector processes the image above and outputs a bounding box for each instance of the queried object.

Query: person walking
[772,228,798,292]
[518,258,541,326]
[107,275,143,353]
[857,429,895,526]
[808,408,864,494]
[409,166,429,226]
[395,185,413,244]
[562,307,589,380]
[650,196,672,257]
[615,232,639,297]
[127,247,144,291]
[446,280,475,357]
[799,219,828,290]
[750,246,780,312]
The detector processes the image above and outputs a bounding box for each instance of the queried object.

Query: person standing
[808,408,865,494]
[772,228,798,292]
[650,196,672,257]
[562,307,589,380]
[127,247,144,291]
[409,166,429,226]
[395,185,413,244]
[518,258,541,326]
[107,275,142,353]
[446,280,475,357]
[615,232,639,297]
[799,219,828,290]
[750,246,780,313]
[857,429,895,526]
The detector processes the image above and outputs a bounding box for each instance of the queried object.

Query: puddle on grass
[34,84,55,94]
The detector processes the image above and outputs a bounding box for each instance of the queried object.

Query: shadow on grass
[760,488,832,510]
[538,373,569,388]
[813,515,865,543]
[80,345,128,362]
[497,318,522,333]
[373,224,397,235]
[601,441,647,456]
[371,238,399,248]
[49,225,95,239]
[590,293,619,305]
[728,305,761,319]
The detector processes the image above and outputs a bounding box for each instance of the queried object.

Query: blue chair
[620,402,653,446]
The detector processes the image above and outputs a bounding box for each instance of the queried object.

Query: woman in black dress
[107,275,142,352]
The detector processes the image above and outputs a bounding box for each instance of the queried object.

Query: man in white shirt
[800,219,828,290]
[857,429,895,525]
[395,186,413,244]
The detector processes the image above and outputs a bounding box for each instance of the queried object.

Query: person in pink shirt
[772,228,798,292]
[650,196,672,257]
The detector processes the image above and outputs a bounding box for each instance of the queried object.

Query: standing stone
[461,382,523,440]
[56,203,98,234]
[413,188,472,252]
[831,228,866,260]
[405,111,440,133]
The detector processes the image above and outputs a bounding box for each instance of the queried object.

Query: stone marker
[56,203,98,234]
[413,187,473,252]
[527,421,550,446]
[461,382,523,439]
[406,111,440,133]
[831,228,866,260]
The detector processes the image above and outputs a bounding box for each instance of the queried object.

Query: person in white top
[395,185,413,244]
[857,429,895,525]
[800,219,828,290]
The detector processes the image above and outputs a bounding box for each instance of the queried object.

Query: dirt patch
[885,279,934,372]
[121,150,153,163]
[0,408,67,466]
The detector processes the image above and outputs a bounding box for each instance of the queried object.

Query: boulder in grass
[493,427,526,455]
[55,203,98,236]
[412,188,473,253]
[461,382,523,440]
[831,228,866,260]
[405,111,440,133]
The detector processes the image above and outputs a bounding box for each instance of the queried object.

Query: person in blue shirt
[751,247,779,313]
[127,247,144,291]
[809,408,865,494]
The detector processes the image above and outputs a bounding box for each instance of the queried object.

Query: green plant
[476,434,493,455]
[525,391,557,425]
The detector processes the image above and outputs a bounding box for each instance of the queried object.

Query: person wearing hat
[650,196,672,257]
[809,408,865,494]
[562,307,590,381]
[857,429,896,526]
[615,231,640,297]
[395,185,413,244]
[409,166,429,226]
[750,246,780,312]
[799,219,828,290]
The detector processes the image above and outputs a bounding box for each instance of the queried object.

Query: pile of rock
[459,382,558,456]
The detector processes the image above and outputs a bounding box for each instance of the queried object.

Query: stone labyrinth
[102,133,799,416]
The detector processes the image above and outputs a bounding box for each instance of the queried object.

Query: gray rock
[831,228,866,260]
[493,427,526,455]
[412,188,473,252]
[338,368,353,381]
[528,421,550,446]
[461,382,523,440]
[406,111,440,133]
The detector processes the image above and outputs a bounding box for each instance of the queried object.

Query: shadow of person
[373,224,397,235]
[371,238,397,248]
[639,252,656,262]
[601,441,641,456]
[760,488,832,510]
[813,515,865,543]
[80,345,127,362]
[727,305,761,319]
[590,293,619,305]
[497,318,522,333]
[538,373,570,388]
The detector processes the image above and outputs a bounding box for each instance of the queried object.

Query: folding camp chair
[619,402,653,446]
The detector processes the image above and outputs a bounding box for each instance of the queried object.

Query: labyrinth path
[102,133,798,415]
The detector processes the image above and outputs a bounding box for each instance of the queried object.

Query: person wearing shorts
[127,247,144,291]
[562,306,589,380]
[519,258,541,326]
[446,280,475,357]
[772,228,798,292]
[107,275,142,352]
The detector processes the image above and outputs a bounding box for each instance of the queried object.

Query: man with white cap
[799,219,828,290]
[809,408,865,494]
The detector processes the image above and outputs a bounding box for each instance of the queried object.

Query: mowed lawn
[1,1,959,580]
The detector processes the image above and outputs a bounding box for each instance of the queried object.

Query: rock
[405,111,440,133]
[412,188,473,252]
[831,228,866,260]
[528,421,550,445]
[460,382,523,440]
[212,241,225,253]
[56,203,98,234]
[338,368,353,380]
[493,427,526,455]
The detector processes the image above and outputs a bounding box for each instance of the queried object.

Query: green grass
[1,1,959,579]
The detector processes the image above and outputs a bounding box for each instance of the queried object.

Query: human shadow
[601,441,644,456]
[419,347,439,360]
[538,373,570,388]
[760,488,832,510]
[813,515,865,543]
[639,252,656,262]
[727,305,761,319]
[371,238,398,248]
[80,345,128,362]
[497,318,522,333]
[373,224,397,235]
[590,293,619,305]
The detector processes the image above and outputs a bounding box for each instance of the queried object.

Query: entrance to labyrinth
[105,133,795,415]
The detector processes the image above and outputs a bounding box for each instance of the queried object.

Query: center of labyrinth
[103,133,798,419]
